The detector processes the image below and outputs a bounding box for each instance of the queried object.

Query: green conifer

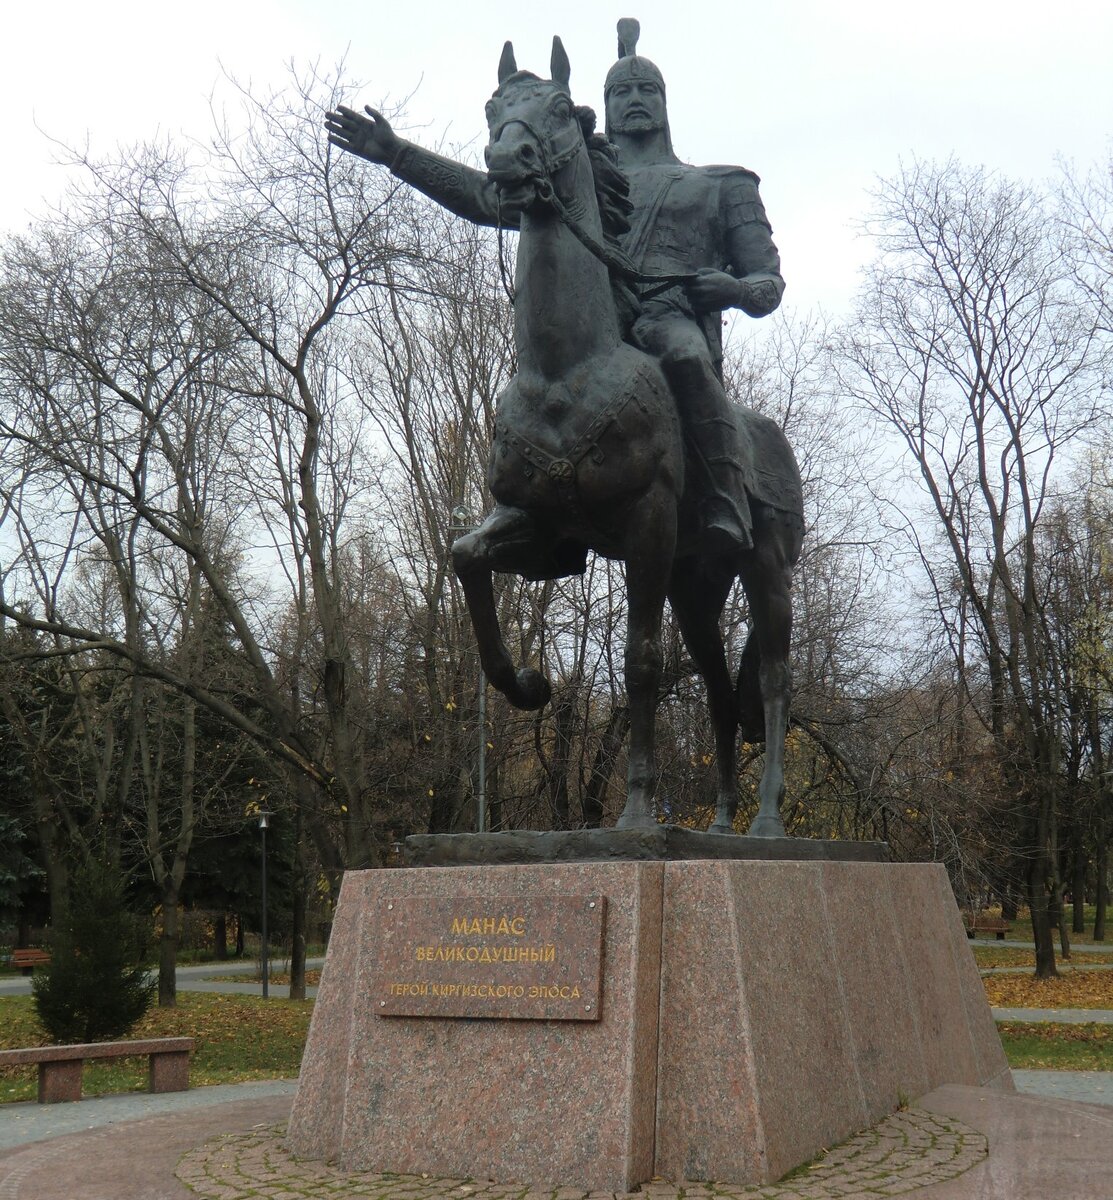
[32,860,156,1043]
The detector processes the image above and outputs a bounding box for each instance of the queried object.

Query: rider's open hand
[324,105,402,166]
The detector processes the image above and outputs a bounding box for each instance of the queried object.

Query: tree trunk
[214,913,228,960]
[158,888,179,1006]
[289,804,307,1001]
[582,705,629,828]
[1028,854,1058,978]
[1072,842,1087,934]
[235,914,245,958]
[1095,832,1108,942]
[545,685,578,830]
[1050,887,1071,961]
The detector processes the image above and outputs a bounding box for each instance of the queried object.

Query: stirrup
[701,497,751,555]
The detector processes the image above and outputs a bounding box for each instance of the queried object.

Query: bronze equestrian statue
[326,22,804,836]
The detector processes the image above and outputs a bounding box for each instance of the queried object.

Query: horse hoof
[707,823,736,835]
[511,667,551,711]
[747,814,786,838]
[616,810,656,830]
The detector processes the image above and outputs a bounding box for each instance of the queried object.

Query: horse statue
[442,38,803,837]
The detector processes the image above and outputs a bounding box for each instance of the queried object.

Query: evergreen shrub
[32,860,156,1043]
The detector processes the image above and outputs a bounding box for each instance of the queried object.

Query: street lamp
[257,810,273,999]
[449,504,488,834]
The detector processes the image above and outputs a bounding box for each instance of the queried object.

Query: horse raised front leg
[616,490,676,831]
[451,507,551,711]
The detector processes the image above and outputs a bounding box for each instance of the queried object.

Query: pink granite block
[292,857,1011,1193]
[147,1049,190,1093]
[654,860,765,1183]
[888,864,983,1089]
[818,860,929,1121]
[286,870,368,1160]
[292,862,663,1192]
[656,861,874,1184]
[39,1059,82,1103]
[929,867,1014,1091]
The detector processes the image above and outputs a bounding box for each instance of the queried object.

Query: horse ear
[550,36,571,89]
[498,41,518,84]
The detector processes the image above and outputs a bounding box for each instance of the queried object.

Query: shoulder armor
[700,164,761,185]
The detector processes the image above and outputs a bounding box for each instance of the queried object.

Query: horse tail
[735,627,765,744]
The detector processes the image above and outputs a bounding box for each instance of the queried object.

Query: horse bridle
[489,114,583,180]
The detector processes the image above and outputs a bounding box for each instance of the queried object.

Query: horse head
[483,37,585,215]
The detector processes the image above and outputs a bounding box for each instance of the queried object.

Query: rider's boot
[658,349,754,556]
[692,417,752,555]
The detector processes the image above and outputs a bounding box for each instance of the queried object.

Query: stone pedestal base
[287,860,1010,1191]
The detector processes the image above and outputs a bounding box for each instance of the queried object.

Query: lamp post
[258,810,273,999]
[449,504,488,834]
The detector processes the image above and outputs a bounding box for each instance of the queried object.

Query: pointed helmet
[603,19,674,153]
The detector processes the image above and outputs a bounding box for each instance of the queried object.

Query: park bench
[8,948,50,974]
[0,1037,196,1103]
[963,914,1011,940]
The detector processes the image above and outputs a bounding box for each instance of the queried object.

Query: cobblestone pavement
[175,1109,987,1200]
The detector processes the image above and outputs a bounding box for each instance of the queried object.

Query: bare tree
[837,158,1109,975]
[0,64,439,997]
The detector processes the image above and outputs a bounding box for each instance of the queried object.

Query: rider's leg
[633,313,751,554]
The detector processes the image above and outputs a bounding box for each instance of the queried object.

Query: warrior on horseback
[326,24,804,836]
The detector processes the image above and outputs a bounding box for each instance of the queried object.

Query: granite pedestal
[287,853,1010,1191]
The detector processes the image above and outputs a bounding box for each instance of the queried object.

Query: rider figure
[601,19,784,553]
[326,19,784,554]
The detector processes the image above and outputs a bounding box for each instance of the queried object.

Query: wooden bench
[0,1037,196,1103]
[963,915,1011,940]
[9,948,50,975]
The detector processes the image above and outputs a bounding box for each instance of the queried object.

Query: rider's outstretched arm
[325,103,517,230]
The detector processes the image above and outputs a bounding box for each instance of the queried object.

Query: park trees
[0,64,459,996]
[838,158,1110,974]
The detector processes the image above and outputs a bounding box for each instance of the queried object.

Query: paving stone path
[175,1109,988,1200]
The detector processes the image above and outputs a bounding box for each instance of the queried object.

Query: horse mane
[575,106,642,334]
[575,107,632,238]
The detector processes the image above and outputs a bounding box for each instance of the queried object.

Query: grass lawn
[0,992,312,1104]
[973,945,1113,968]
[998,1022,1113,1071]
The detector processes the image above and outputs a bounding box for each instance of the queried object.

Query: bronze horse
[446,39,804,835]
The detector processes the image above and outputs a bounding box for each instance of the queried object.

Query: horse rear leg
[668,564,739,833]
[737,509,801,838]
[616,491,677,830]
[452,507,551,711]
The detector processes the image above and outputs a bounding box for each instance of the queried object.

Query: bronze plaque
[373,894,606,1020]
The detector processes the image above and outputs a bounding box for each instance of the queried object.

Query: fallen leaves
[983,970,1113,1010]
[973,947,1113,968]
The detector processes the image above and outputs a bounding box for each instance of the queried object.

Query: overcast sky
[4,0,1111,315]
